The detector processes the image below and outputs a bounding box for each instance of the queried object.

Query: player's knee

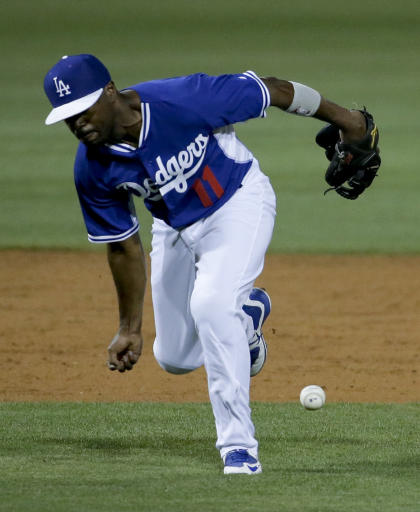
[153,342,197,374]
[155,357,195,375]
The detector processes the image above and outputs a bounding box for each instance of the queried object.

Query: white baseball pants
[151,161,276,458]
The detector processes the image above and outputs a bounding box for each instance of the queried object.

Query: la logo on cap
[44,54,111,125]
[53,76,71,97]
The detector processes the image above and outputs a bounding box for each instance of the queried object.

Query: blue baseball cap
[44,54,111,125]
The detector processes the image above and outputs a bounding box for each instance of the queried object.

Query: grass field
[1,402,419,512]
[1,1,419,511]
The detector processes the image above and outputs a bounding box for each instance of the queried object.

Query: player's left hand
[316,108,381,200]
[107,331,143,372]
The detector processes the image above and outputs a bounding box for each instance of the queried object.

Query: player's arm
[260,77,366,142]
[261,76,380,200]
[106,232,146,373]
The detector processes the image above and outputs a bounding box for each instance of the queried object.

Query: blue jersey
[74,71,270,243]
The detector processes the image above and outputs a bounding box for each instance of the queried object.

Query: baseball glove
[316,109,381,200]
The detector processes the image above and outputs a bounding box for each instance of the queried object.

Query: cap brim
[45,88,103,125]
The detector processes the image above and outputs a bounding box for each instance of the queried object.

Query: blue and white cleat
[242,287,271,377]
[223,449,262,475]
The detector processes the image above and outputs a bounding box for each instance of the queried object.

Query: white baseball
[300,385,326,410]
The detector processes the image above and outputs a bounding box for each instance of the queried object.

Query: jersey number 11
[192,165,224,207]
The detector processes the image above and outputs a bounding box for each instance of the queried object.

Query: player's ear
[104,81,117,98]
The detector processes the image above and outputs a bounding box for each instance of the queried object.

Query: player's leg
[150,218,203,374]
[188,161,276,464]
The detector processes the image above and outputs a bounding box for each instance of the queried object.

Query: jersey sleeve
[137,71,270,130]
[182,71,270,128]
[75,165,139,244]
[77,187,139,243]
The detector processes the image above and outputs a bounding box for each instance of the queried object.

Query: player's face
[65,86,115,145]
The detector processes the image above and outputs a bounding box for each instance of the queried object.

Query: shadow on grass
[10,434,216,463]
[269,455,420,476]
[284,436,369,446]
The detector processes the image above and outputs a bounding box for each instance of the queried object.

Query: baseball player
[43,54,380,474]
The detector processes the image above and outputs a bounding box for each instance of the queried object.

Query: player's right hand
[107,331,143,373]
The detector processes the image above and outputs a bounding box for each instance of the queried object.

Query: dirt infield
[1,251,419,403]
